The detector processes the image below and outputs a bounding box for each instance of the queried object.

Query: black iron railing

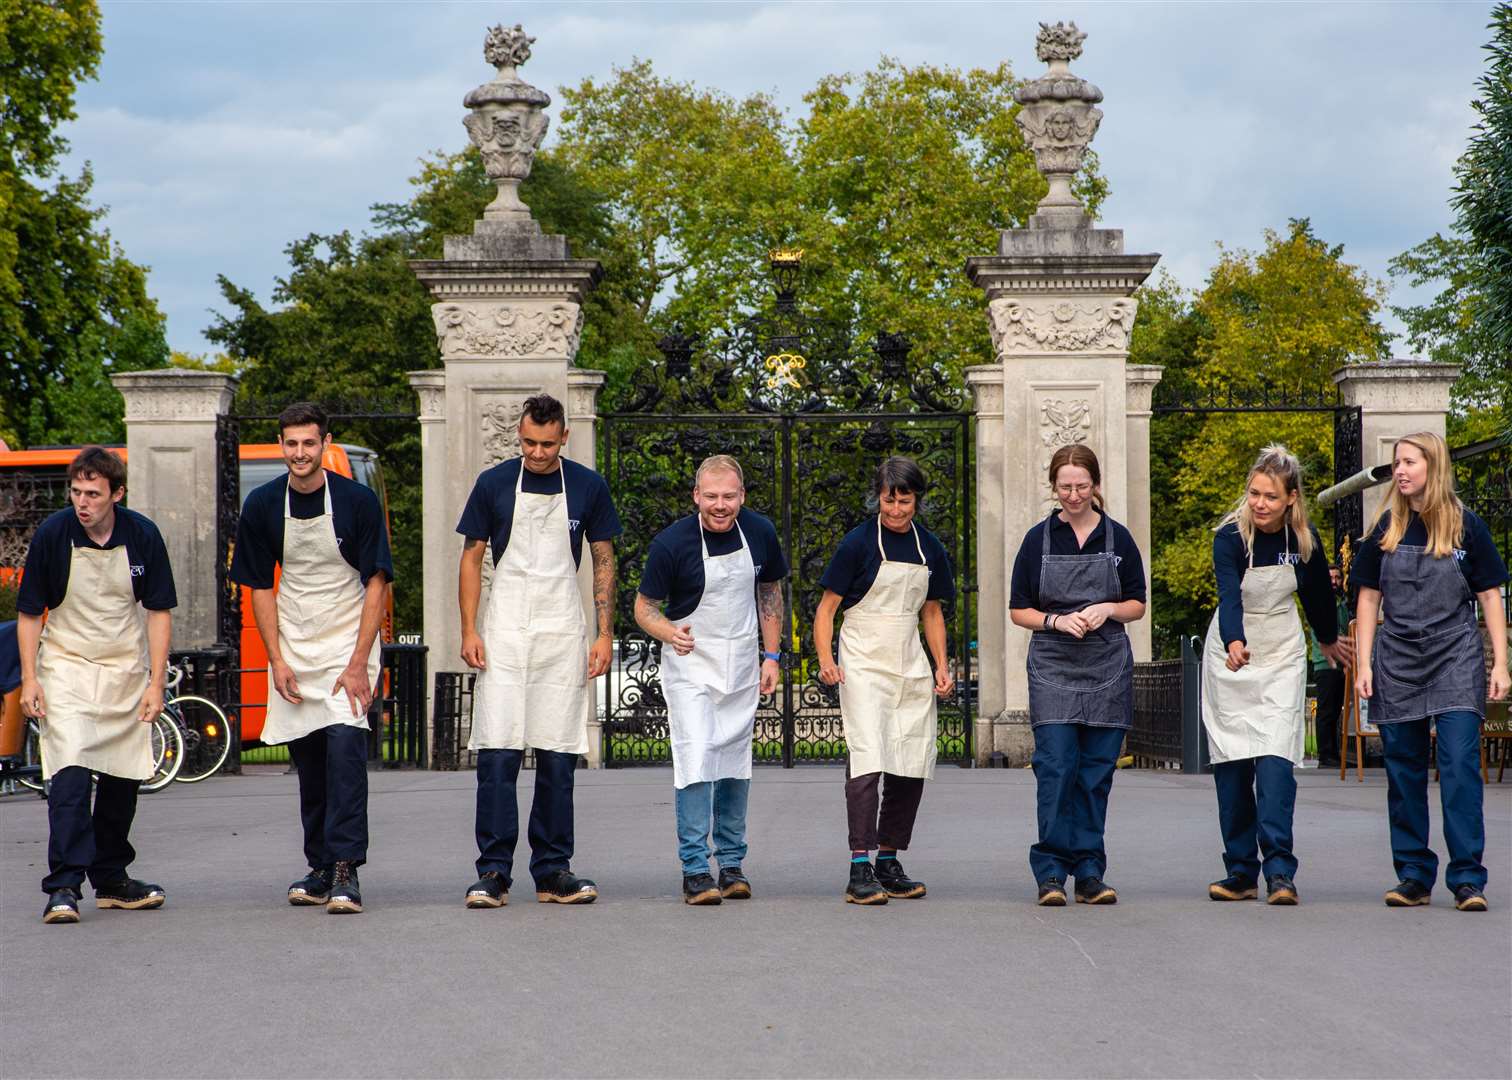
[432,670,477,771]
[1128,636,1206,773]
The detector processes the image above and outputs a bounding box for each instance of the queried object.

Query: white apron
[660,521,760,789]
[838,519,937,780]
[37,543,153,780]
[260,477,379,745]
[1201,531,1307,765]
[470,463,591,754]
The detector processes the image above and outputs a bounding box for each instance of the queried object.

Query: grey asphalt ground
[1,765,1509,1080]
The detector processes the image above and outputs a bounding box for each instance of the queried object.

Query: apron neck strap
[516,459,569,502]
[699,517,746,561]
[876,516,926,562]
[285,473,332,517]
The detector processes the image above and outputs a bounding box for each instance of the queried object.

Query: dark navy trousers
[475,748,576,887]
[42,766,140,893]
[1213,754,1297,881]
[1029,723,1126,883]
[288,724,369,869]
[1377,710,1486,891]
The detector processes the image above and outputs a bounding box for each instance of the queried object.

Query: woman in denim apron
[1353,431,1509,912]
[1010,446,1147,907]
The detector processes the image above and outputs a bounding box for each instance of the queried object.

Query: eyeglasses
[1055,483,1093,496]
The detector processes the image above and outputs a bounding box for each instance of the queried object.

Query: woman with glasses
[1009,445,1147,906]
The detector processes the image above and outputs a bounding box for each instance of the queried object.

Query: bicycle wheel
[169,695,232,783]
[16,720,46,794]
[141,713,184,793]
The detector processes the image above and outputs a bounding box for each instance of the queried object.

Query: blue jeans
[475,748,576,888]
[675,778,749,876]
[1212,755,1297,881]
[1377,710,1486,891]
[1029,723,1125,883]
[42,767,140,894]
[287,724,369,868]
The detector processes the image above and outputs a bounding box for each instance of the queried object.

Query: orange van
[0,444,394,743]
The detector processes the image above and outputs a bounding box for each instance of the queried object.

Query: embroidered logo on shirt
[129,564,145,577]
[568,519,580,533]
[1454,548,1467,562]
[1276,553,1302,566]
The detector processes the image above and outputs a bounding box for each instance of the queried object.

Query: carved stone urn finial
[463,23,551,226]
[1014,20,1103,227]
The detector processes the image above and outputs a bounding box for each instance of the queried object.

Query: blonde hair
[1216,444,1316,562]
[694,454,744,489]
[1047,445,1105,510]
[1365,431,1463,558]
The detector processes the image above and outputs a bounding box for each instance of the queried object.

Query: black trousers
[43,766,140,893]
[1314,668,1345,764]
[475,748,576,887]
[287,724,369,869]
[845,768,925,852]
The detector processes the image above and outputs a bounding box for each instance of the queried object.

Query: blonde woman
[1202,446,1351,906]
[1009,445,1146,906]
[1351,432,1509,912]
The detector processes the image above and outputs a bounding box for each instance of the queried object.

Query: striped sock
[851,850,870,863]
[877,850,898,860]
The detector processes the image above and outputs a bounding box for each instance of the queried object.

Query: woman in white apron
[1202,445,1349,906]
[1009,445,1146,907]
[635,455,786,906]
[815,457,955,906]
[1352,431,1509,911]
[16,448,174,923]
[459,423,605,908]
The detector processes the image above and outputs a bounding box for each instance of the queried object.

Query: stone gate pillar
[964,22,1160,765]
[1334,361,1462,469]
[110,370,240,650]
[408,24,605,765]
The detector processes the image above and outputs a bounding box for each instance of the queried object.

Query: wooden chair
[1339,620,1380,782]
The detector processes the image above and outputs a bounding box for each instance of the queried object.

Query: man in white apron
[635,455,787,905]
[17,447,177,924]
[231,403,392,915]
[456,394,621,907]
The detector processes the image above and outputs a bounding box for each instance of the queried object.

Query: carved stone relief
[1031,384,1102,475]
[433,302,583,358]
[478,397,526,467]
[988,298,1136,355]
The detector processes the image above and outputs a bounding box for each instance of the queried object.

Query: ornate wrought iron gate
[599,255,975,768]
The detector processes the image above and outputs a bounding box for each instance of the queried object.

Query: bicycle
[160,663,232,783]
[16,709,183,794]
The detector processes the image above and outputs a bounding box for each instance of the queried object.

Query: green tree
[1,0,168,446]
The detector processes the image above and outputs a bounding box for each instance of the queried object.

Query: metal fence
[432,670,476,771]
[1128,636,1206,773]
[1454,437,1511,607]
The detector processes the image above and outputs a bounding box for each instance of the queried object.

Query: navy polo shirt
[17,507,178,614]
[1009,511,1146,610]
[819,517,956,610]
[230,471,393,589]
[1350,509,1508,594]
[1213,522,1336,648]
[456,457,621,568]
[639,509,788,621]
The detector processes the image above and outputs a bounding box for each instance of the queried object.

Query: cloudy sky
[63,1,1492,356]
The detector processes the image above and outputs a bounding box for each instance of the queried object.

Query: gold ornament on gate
[765,352,807,390]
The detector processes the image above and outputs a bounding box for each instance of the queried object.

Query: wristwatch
[761,650,782,662]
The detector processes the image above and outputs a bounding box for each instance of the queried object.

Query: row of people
[15,398,1507,922]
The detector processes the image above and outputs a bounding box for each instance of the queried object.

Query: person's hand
[669,624,695,656]
[819,658,845,686]
[934,665,955,699]
[1078,603,1113,632]
[1490,663,1510,702]
[138,682,164,724]
[19,676,45,720]
[1225,641,1250,672]
[588,634,612,679]
[759,657,779,695]
[1355,666,1373,701]
[270,659,303,705]
[460,629,486,670]
[333,660,374,717]
[1054,612,1090,639]
[1321,638,1354,669]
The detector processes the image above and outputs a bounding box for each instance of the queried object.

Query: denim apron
[1372,540,1486,724]
[1026,511,1133,728]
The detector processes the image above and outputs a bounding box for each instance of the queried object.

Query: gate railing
[1128,636,1206,773]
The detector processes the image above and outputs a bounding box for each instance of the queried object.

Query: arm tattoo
[757,581,783,620]
[463,538,486,552]
[590,540,615,638]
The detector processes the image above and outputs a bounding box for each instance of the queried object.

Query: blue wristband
[762,650,781,662]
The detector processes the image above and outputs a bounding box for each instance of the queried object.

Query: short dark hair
[68,446,127,493]
[519,394,566,431]
[871,455,927,502]
[278,402,330,439]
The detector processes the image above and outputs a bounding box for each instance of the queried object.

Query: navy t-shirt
[1213,522,1336,648]
[230,471,393,589]
[1009,511,1146,610]
[456,458,621,568]
[639,509,788,621]
[18,507,178,614]
[1349,509,1509,594]
[820,517,956,610]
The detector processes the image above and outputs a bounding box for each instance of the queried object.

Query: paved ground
[1,765,1509,1080]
